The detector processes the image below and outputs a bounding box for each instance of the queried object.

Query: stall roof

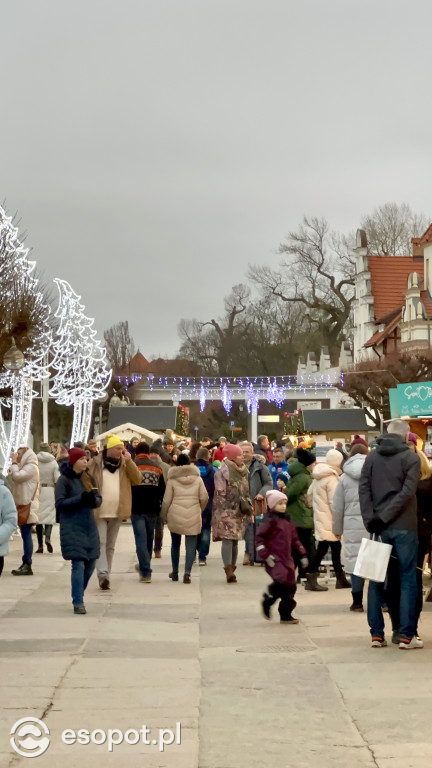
[302,408,369,433]
[108,406,178,432]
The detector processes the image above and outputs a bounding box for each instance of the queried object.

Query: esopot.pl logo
[10,717,50,758]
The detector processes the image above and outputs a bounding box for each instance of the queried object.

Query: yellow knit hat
[106,435,124,449]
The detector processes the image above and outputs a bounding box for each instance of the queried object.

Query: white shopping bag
[353,536,393,583]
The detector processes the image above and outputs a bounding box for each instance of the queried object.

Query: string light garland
[0,207,51,463]
[50,279,112,444]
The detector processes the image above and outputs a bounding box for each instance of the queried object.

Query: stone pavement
[1,526,432,768]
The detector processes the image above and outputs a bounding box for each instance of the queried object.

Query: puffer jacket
[284,460,313,528]
[37,451,60,525]
[307,462,341,542]
[9,448,40,524]
[332,454,368,574]
[248,455,273,502]
[55,465,101,561]
[161,464,209,535]
[0,479,17,556]
[256,510,306,585]
[196,459,215,530]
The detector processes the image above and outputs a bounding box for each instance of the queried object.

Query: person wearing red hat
[212,443,253,582]
[55,448,101,614]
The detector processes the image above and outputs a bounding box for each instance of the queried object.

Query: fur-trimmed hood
[167,464,200,483]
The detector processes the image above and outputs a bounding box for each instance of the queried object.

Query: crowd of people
[0,422,430,648]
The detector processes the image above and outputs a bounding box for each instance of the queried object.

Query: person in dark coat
[126,437,140,461]
[55,448,101,614]
[196,447,215,565]
[256,490,308,624]
[131,442,165,582]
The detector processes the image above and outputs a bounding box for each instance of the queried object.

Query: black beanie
[296,448,316,467]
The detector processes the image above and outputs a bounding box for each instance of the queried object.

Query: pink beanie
[223,443,243,461]
[266,490,287,509]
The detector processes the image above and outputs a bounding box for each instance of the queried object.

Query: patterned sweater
[131,454,166,515]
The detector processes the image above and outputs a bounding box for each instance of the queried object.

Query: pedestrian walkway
[1,527,432,767]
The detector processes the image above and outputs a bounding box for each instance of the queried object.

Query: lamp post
[2,339,25,372]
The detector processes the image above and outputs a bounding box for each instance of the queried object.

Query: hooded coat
[161,464,208,536]
[284,460,313,528]
[255,510,306,585]
[332,454,368,573]
[55,465,101,561]
[36,451,60,525]
[212,461,252,541]
[9,448,40,524]
[0,479,17,556]
[359,434,420,531]
[307,462,340,542]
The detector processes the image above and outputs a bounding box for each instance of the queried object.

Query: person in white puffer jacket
[36,444,60,554]
[9,447,40,576]
[332,445,369,612]
[0,478,17,577]
[305,449,350,592]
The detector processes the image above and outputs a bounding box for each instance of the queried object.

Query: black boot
[11,563,33,576]
[335,571,351,589]
[304,573,328,592]
[261,592,276,620]
[350,591,364,612]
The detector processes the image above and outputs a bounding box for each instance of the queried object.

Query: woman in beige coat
[9,447,40,576]
[305,448,350,592]
[161,454,208,583]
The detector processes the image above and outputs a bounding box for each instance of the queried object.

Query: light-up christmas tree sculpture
[0,206,51,464]
[50,279,111,444]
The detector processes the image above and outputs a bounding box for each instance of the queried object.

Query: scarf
[225,458,249,484]
[103,453,121,474]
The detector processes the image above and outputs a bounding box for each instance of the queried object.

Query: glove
[82,490,99,509]
[367,517,385,535]
[300,557,309,569]
[266,555,276,568]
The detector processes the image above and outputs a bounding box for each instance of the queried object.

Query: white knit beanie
[326,448,343,468]
[266,490,287,509]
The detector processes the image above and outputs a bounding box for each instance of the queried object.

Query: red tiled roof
[420,290,432,318]
[117,351,150,377]
[412,224,432,245]
[364,312,401,348]
[368,256,418,321]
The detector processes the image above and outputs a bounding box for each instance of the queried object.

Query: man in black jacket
[359,419,420,649]
[132,442,166,583]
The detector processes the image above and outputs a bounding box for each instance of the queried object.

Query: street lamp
[2,339,25,371]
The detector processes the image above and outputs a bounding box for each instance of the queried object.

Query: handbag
[353,535,393,583]
[238,493,253,515]
[16,480,39,526]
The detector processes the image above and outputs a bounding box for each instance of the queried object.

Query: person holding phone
[55,448,101,614]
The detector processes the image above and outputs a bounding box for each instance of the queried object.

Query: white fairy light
[50,279,111,444]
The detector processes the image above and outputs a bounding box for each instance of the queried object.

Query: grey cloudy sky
[2,0,431,359]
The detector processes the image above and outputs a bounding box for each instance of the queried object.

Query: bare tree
[249,217,355,359]
[103,320,135,373]
[361,202,428,256]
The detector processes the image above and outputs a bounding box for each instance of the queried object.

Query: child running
[256,490,308,624]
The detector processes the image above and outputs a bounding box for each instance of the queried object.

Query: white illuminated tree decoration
[0,206,51,465]
[50,279,111,444]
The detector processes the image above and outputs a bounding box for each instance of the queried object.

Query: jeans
[154,516,164,553]
[36,524,53,547]
[309,540,342,573]
[132,514,157,577]
[385,532,430,634]
[350,573,365,594]
[197,528,211,562]
[266,580,297,621]
[20,524,33,565]
[221,540,239,567]
[244,519,255,562]
[71,558,97,606]
[171,533,197,575]
[367,528,418,640]
[96,518,121,581]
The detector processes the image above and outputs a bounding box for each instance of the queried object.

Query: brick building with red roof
[353,224,432,361]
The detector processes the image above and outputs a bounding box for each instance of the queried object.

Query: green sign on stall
[389,382,432,417]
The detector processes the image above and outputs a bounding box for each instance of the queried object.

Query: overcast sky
[2,0,431,359]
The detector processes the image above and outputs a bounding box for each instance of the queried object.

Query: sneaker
[11,563,33,576]
[99,578,110,590]
[139,574,152,583]
[280,617,300,624]
[199,559,207,566]
[371,636,387,648]
[169,571,179,582]
[74,605,87,615]
[399,636,424,650]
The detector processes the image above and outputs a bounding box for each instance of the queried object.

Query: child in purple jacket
[256,490,308,624]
